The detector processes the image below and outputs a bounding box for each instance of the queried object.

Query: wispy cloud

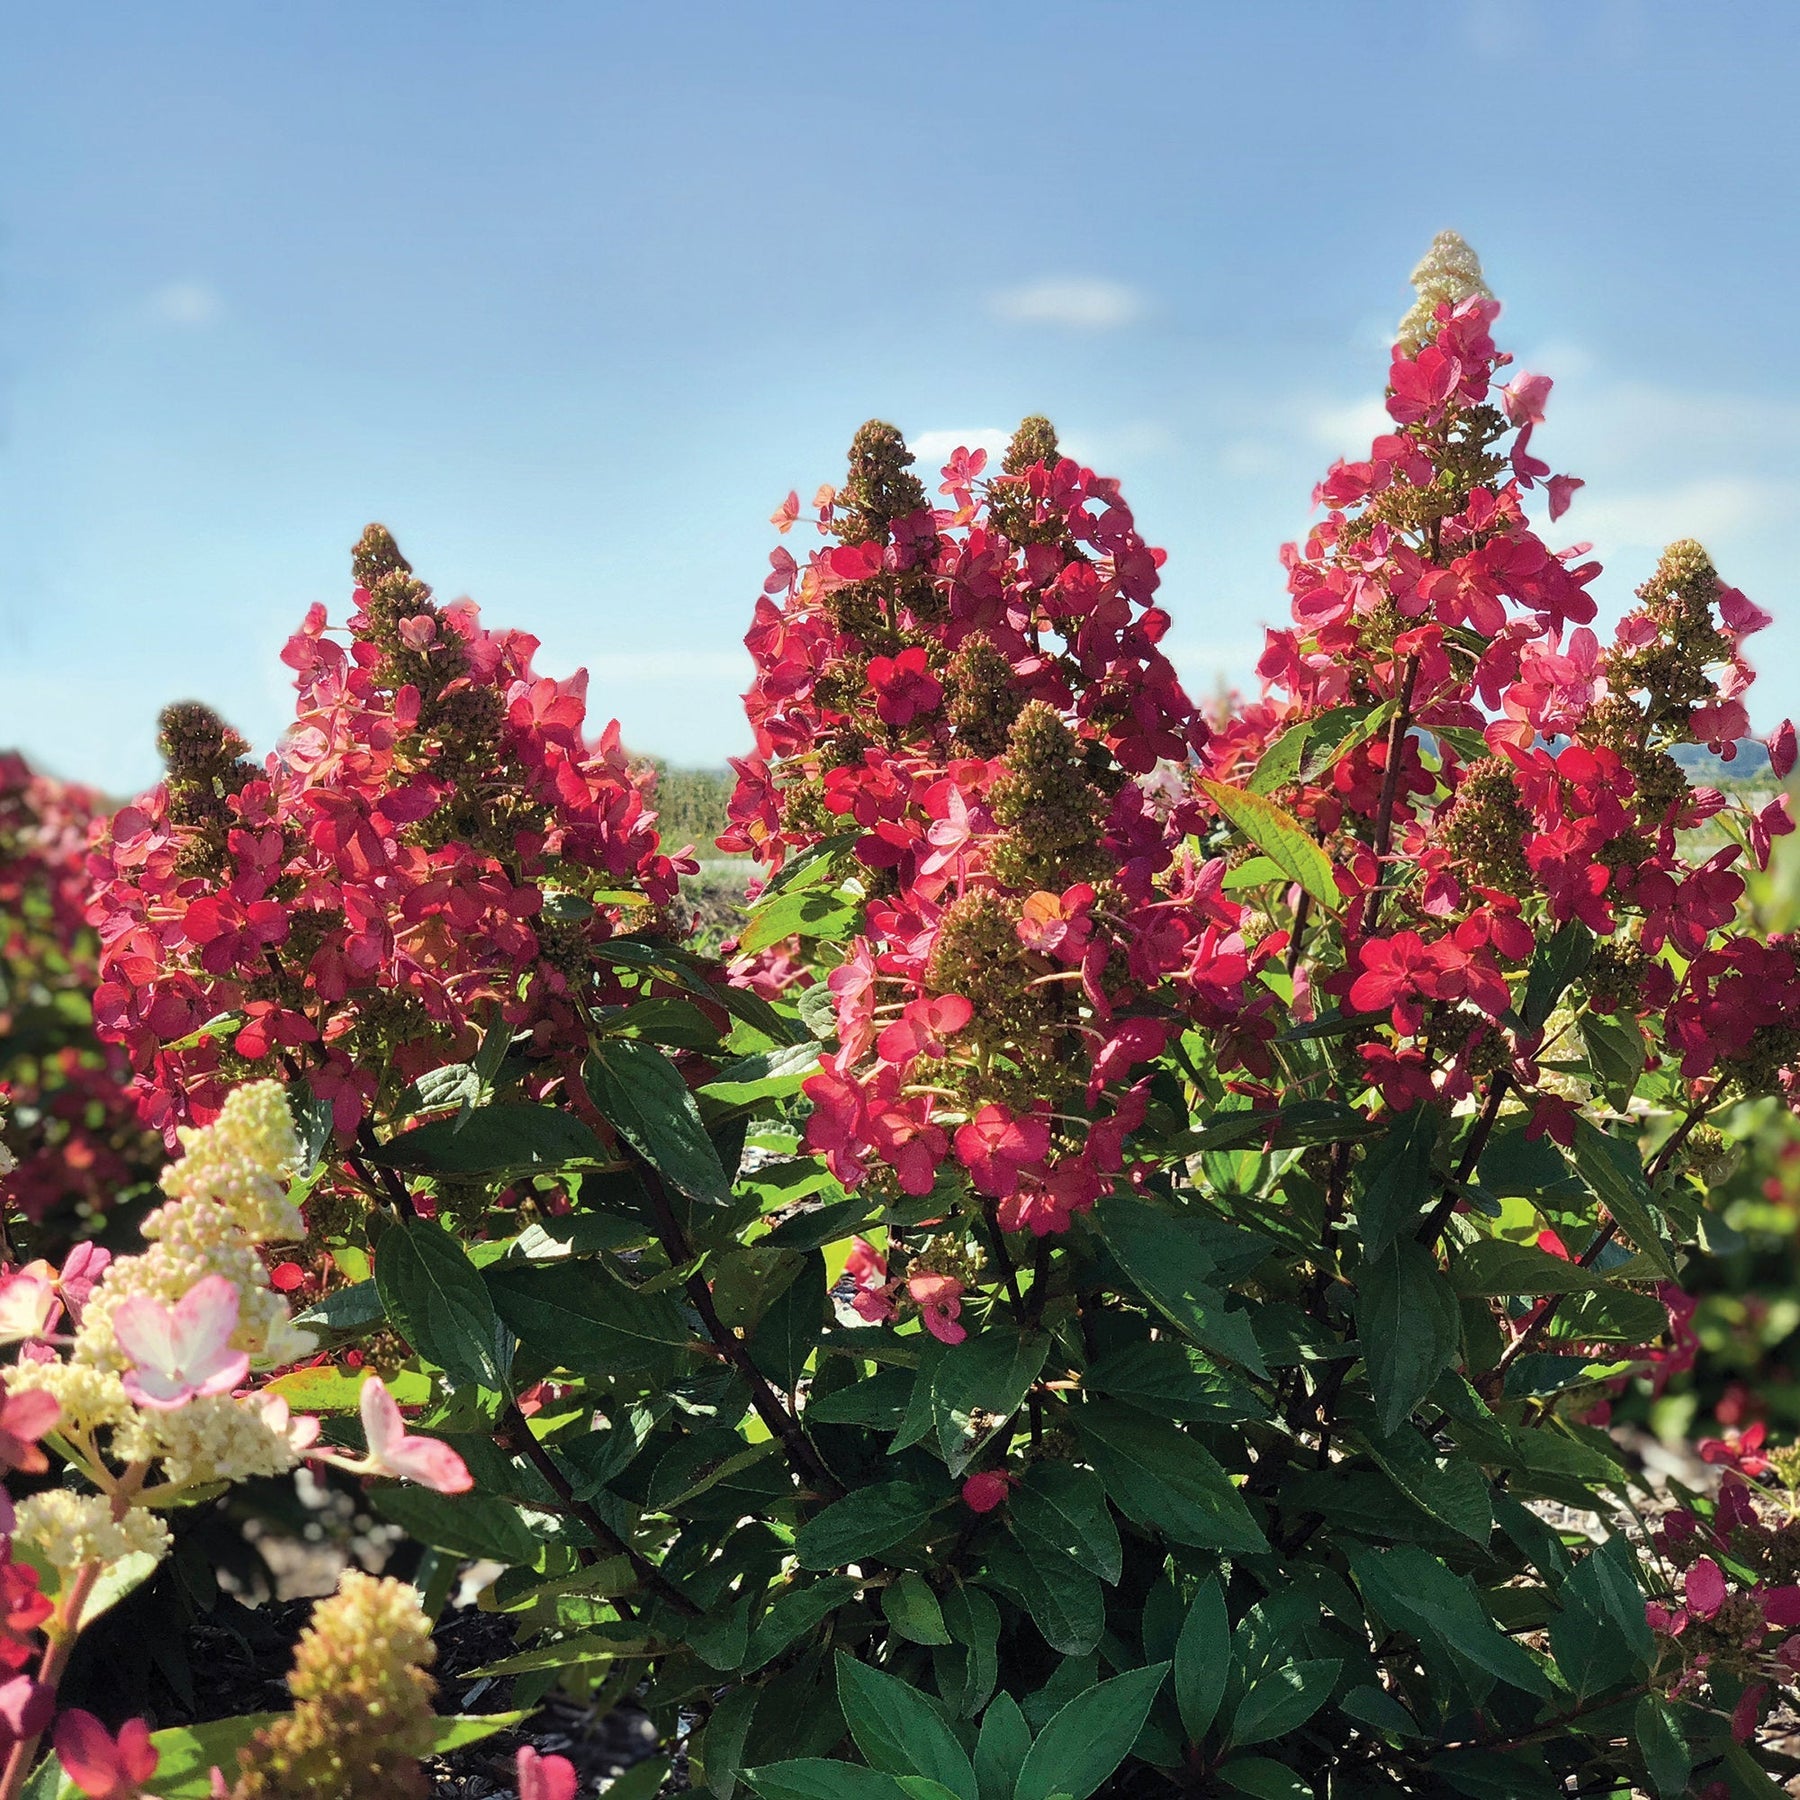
[987,277,1147,331]
[1560,476,1786,552]
[1304,395,1391,454]
[909,428,1011,474]
[147,281,224,327]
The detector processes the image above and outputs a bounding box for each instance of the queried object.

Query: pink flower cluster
[729,422,1265,1236]
[87,531,690,1142]
[1206,282,1798,1120]
[1648,1476,1800,1746]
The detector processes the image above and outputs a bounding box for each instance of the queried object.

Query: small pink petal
[1687,1556,1727,1620]
[518,1746,579,1800]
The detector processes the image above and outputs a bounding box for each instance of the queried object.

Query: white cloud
[1304,395,1391,454]
[909,428,1011,474]
[1559,476,1786,552]
[147,281,224,327]
[987,277,1147,331]
[1059,421,1180,466]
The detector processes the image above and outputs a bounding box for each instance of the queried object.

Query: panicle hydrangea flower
[73,1081,317,1377]
[0,1077,462,1635]
[730,418,1260,1244]
[1204,230,1799,1130]
[9,1492,169,1578]
[228,1570,437,1800]
[87,526,693,1145]
[1396,229,1495,353]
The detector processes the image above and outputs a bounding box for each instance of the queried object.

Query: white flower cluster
[76,1080,316,1373]
[113,1392,312,1488]
[1397,229,1493,352]
[8,1082,321,1573]
[12,1490,170,1574]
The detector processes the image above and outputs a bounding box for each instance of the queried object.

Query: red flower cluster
[88,528,691,1140]
[0,755,162,1230]
[728,421,1262,1234]
[1648,1477,1800,1744]
[1206,261,1797,1121]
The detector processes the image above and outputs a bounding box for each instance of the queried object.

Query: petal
[111,1294,177,1377]
[385,1434,473,1494]
[169,1275,242,1368]
[359,1375,404,1461]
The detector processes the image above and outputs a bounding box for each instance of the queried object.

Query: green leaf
[73,1550,160,1631]
[897,1328,1050,1476]
[750,1253,827,1391]
[1084,1338,1267,1426]
[1199,779,1342,910]
[836,1654,978,1800]
[292,1279,385,1336]
[132,1716,280,1799]
[586,1038,734,1206]
[807,1368,916,1428]
[974,1694,1032,1800]
[702,1042,823,1105]
[795,1481,941,1571]
[1072,1406,1266,1554]
[1339,1686,1421,1739]
[1010,1464,1122,1586]
[740,886,862,954]
[1549,1535,1652,1699]
[606,1759,674,1800]
[1174,1575,1230,1743]
[1362,1425,1492,1544]
[1229,1658,1339,1747]
[698,1685,761,1800]
[1723,1740,1791,1798]
[1349,1544,1552,1698]
[1634,1695,1690,1800]
[1477,1125,1583,1200]
[646,1429,779,1511]
[468,1622,650,1677]
[368,1484,539,1564]
[985,1542,1105,1657]
[1449,1238,1604,1297]
[368,1103,603,1173]
[1355,1238,1460,1436]
[940,1584,1001,1715]
[594,995,716,1050]
[745,1762,917,1800]
[1569,1118,1675,1278]
[375,1221,506,1389]
[1215,1757,1313,1799]
[485,1257,692,1375]
[762,1195,871,1252]
[1355,1106,1439,1258]
[1579,1011,1647,1110]
[883,1571,952,1646]
[743,1577,859,1670]
[426,1713,534,1753]
[263,1362,430,1413]
[1247,704,1383,796]
[1094,1194,1268,1376]
[1520,921,1593,1031]
[1013,1663,1168,1800]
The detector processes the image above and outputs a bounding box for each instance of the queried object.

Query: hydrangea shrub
[0,235,1796,1799]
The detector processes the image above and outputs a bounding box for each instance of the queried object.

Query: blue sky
[1,1,1794,793]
